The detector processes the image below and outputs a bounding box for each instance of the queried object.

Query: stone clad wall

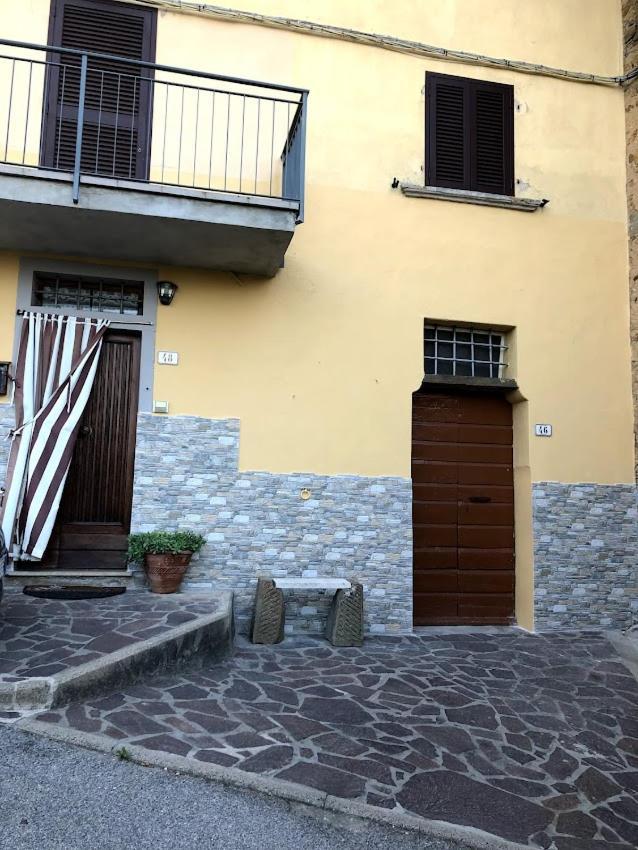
[131,413,413,635]
[0,404,14,490]
[533,482,638,629]
[624,0,638,477]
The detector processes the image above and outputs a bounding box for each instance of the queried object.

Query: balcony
[0,39,307,276]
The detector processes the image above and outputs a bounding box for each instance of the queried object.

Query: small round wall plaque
[300,488,311,500]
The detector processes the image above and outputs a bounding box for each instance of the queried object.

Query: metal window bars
[424,324,508,379]
[0,38,308,221]
[32,273,145,316]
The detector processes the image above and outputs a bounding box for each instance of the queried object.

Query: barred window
[425,324,507,379]
[32,273,144,316]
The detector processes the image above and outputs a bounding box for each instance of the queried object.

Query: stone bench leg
[326,581,363,647]
[250,578,284,644]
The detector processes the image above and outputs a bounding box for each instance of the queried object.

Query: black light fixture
[157,280,178,306]
[0,362,10,396]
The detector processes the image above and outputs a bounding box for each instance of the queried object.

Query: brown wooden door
[42,0,157,179]
[54,331,141,569]
[412,390,515,625]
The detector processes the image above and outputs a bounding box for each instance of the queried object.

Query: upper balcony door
[42,0,157,180]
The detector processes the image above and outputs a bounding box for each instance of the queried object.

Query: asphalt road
[0,725,470,850]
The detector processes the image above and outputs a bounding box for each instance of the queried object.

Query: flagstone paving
[32,631,638,849]
[0,590,218,681]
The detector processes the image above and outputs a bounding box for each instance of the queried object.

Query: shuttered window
[425,73,514,196]
[42,0,157,179]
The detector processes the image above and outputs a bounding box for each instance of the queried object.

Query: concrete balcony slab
[0,165,299,276]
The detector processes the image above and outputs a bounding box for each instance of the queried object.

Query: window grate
[425,324,508,379]
[32,273,144,316]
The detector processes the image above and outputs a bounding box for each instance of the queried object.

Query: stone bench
[250,576,364,646]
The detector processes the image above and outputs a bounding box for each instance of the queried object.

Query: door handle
[79,425,93,438]
[468,496,491,503]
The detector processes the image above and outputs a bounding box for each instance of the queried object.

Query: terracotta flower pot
[144,552,192,594]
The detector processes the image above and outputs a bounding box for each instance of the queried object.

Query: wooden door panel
[458,484,513,503]
[458,503,514,525]
[413,483,458,501]
[411,461,458,484]
[59,531,128,550]
[412,422,459,442]
[458,594,515,619]
[414,571,458,593]
[414,593,458,624]
[413,394,460,411]
[457,423,513,444]
[456,398,513,426]
[413,524,457,548]
[412,389,515,625]
[413,548,457,569]
[459,572,515,593]
[458,463,513,485]
[459,525,514,548]
[458,548,514,570]
[43,0,157,179]
[456,444,513,464]
[412,441,459,461]
[413,399,460,422]
[55,331,141,570]
[413,502,457,524]
[58,550,130,570]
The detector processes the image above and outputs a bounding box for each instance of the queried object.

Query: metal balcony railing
[0,38,307,221]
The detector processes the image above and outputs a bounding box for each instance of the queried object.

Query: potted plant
[128,531,206,594]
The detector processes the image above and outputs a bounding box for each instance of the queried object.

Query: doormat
[23,585,126,600]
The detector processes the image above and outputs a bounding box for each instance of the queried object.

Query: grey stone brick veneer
[533,482,638,630]
[0,403,14,489]
[131,414,413,635]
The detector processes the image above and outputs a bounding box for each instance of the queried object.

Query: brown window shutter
[43,0,157,179]
[470,80,514,196]
[426,73,514,197]
[425,73,470,190]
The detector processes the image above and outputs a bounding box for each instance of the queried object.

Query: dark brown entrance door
[54,331,141,569]
[42,0,157,179]
[412,390,515,625]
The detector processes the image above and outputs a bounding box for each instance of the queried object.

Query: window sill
[401,183,548,212]
[418,375,518,393]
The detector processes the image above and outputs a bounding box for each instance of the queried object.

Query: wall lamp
[0,362,10,396]
[157,280,178,306]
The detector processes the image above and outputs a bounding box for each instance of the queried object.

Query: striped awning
[0,312,110,562]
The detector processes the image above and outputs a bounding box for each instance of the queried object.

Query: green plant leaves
[127,531,206,562]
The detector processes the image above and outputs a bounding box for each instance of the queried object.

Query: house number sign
[157,351,179,365]
[535,424,552,437]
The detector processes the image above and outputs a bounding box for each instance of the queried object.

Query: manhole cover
[23,585,126,600]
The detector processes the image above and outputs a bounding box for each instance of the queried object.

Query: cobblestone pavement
[0,591,218,681]
[31,631,638,849]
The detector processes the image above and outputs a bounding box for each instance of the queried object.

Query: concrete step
[5,570,138,589]
[0,589,233,711]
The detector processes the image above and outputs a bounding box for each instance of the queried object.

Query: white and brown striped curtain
[0,312,110,562]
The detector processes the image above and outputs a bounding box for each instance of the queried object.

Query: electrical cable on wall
[128,0,632,87]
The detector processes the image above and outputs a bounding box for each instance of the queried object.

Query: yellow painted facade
[149,2,632,483]
[0,0,634,630]
[0,0,632,478]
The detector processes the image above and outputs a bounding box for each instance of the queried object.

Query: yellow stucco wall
[0,254,19,367]
[0,0,632,485]
[146,3,632,484]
